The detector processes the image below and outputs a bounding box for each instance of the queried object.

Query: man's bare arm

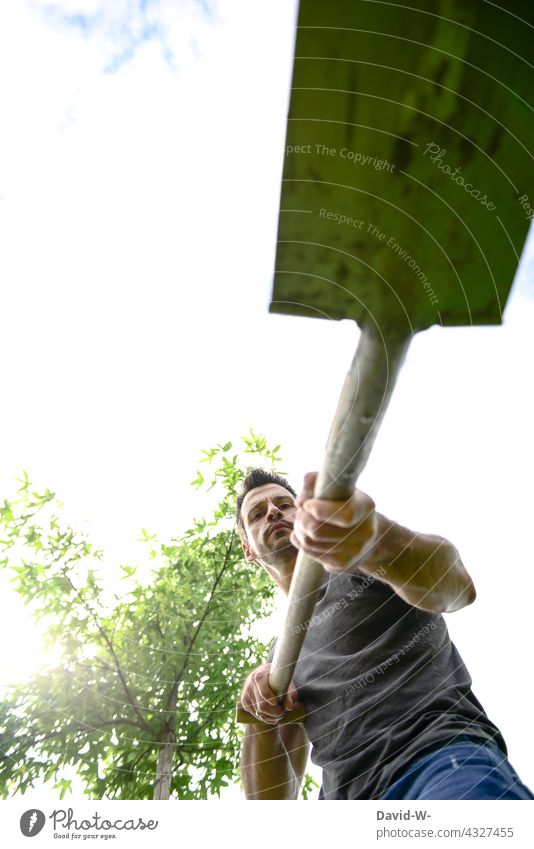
[240,722,309,800]
[291,472,476,614]
[359,516,476,614]
[239,663,310,799]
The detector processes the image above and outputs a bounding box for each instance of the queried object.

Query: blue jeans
[381,737,534,800]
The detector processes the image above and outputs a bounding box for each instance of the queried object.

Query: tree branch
[171,531,237,697]
[60,570,150,731]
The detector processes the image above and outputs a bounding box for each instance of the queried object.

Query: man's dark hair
[236,468,297,529]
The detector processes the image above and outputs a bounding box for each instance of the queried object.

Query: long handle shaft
[268,324,411,697]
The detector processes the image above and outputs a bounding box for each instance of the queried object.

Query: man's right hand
[240,663,299,724]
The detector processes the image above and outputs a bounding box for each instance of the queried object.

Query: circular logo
[20,810,46,837]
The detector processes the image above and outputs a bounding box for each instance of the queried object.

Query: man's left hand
[290,471,381,573]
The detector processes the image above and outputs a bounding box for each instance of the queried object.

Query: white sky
[0,0,533,798]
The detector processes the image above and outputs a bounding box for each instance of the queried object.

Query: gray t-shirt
[267,570,505,799]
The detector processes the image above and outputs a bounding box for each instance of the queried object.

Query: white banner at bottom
[1,798,533,848]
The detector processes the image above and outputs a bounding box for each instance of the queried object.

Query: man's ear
[237,523,256,563]
[240,536,257,564]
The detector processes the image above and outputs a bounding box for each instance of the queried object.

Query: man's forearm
[359,516,476,614]
[240,724,298,800]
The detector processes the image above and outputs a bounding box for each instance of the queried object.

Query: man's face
[240,483,298,568]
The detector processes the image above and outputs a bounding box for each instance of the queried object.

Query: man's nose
[267,503,283,521]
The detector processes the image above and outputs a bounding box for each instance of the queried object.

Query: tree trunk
[153,721,176,800]
[153,683,178,800]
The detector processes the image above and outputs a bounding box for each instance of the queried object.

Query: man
[237,469,533,800]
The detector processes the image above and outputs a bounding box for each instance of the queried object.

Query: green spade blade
[271,0,533,335]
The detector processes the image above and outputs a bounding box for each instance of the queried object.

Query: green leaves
[241,430,282,464]
[301,772,319,800]
[54,778,72,800]
[188,428,286,530]
[198,442,233,466]
[190,471,205,490]
[0,432,284,800]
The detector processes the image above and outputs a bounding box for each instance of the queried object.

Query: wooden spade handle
[268,326,410,699]
[235,326,409,727]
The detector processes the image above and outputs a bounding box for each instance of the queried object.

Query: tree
[0,433,316,799]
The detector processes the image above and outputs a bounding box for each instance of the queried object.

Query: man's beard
[255,529,298,568]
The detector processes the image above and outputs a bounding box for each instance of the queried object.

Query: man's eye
[253,512,263,520]
[281,503,293,509]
